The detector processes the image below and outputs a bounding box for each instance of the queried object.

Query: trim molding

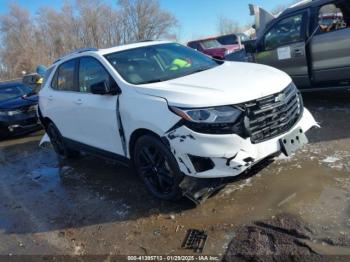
[63,137,130,167]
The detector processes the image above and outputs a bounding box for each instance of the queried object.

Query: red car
[187,37,241,60]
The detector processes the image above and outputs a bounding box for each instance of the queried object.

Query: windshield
[200,39,221,48]
[0,84,33,102]
[105,43,221,85]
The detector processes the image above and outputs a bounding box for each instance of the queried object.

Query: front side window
[105,43,221,85]
[264,14,304,50]
[318,3,349,33]
[79,57,110,93]
[52,60,76,91]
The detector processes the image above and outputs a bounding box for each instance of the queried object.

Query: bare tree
[217,15,252,35]
[0,4,37,79]
[0,0,178,81]
[118,0,178,42]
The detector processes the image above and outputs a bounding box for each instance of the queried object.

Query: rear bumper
[166,108,318,179]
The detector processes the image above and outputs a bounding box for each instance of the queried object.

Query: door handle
[75,99,83,105]
[48,95,53,101]
[293,49,304,57]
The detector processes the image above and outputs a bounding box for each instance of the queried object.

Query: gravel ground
[0,92,349,260]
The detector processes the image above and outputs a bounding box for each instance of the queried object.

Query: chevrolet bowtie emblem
[275,93,286,103]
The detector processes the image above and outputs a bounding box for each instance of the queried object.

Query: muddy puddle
[0,92,349,257]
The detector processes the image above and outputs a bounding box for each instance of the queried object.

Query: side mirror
[244,40,257,53]
[91,81,111,95]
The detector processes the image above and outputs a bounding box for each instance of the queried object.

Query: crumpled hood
[134,62,292,108]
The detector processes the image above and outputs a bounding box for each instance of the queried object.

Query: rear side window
[78,57,110,93]
[51,60,76,91]
[217,35,238,45]
[264,13,305,50]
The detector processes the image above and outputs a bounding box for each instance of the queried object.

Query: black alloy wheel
[133,135,184,201]
[46,122,78,159]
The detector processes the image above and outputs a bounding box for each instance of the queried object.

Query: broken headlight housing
[170,106,246,135]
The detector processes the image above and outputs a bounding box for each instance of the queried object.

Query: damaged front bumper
[165,108,318,179]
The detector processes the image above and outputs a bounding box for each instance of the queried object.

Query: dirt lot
[0,92,350,259]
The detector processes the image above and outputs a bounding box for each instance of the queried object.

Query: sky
[0,0,291,41]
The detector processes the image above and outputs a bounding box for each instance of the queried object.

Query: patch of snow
[321,156,340,164]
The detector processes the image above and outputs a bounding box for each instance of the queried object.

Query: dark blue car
[0,82,41,139]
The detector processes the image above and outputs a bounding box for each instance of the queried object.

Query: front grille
[244,83,303,144]
[17,105,37,114]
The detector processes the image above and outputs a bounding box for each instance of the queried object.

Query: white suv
[39,41,317,201]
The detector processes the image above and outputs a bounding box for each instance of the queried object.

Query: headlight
[170,106,242,124]
[0,110,22,116]
[170,106,245,135]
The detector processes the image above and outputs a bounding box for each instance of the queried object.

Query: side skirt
[63,137,130,167]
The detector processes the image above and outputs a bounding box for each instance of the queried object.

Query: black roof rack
[53,48,98,64]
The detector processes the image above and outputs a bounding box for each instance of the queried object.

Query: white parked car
[38,41,317,201]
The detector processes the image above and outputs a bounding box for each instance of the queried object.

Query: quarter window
[51,60,76,91]
[79,57,110,93]
[264,14,304,50]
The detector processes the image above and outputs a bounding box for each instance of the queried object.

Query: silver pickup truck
[245,0,350,91]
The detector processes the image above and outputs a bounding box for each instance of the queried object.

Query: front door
[73,56,123,155]
[256,12,310,88]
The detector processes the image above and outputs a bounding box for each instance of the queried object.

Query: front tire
[133,135,184,201]
[0,130,9,141]
[46,122,79,159]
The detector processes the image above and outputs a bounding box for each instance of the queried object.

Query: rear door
[255,11,310,88]
[310,1,350,85]
[43,59,82,141]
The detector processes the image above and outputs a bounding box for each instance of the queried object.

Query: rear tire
[133,135,184,201]
[46,122,79,159]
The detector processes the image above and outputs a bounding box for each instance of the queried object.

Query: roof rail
[53,47,99,64]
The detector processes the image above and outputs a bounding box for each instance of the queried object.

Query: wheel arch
[41,117,55,130]
[128,128,167,159]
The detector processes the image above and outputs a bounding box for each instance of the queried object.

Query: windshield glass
[105,43,221,85]
[200,39,221,48]
[0,84,33,101]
